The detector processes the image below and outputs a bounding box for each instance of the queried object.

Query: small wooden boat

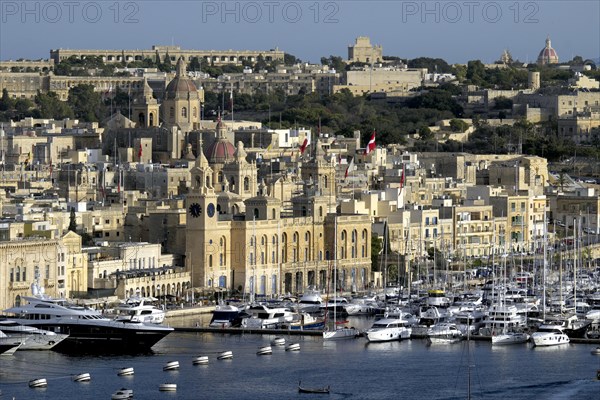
[257,345,272,355]
[271,336,286,346]
[192,355,209,365]
[28,378,47,388]
[117,367,134,376]
[285,343,301,351]
[163,361,180,371]
[591,347,600,355]
[111,388,133,399]
[72,372,91,382]
[298,381,330,394]
[217,350,233,360]
[159,383,177,391]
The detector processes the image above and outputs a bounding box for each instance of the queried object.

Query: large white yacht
[0,318,69,350]
[531,324,570,347]
[3,284,173,354]
[366,317,412,342]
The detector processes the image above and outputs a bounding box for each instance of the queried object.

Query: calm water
[1,316,599,400]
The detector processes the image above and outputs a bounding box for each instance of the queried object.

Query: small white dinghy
[217,350,233,360]
[28,378,47,388]
[285,343,300,351]
[111,388,133,399]
[159,383,177,391]
[192,355,209,365]
[117,367,134,377]
[591,347,600,355]
[257,345,272,355]
[271,337,286,346]
[163,361,180,371]
[72,372,91,382]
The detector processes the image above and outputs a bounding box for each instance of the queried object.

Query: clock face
[207,203,215,218]
[189,203,201,218]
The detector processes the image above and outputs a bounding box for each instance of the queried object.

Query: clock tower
[186,143,223,289]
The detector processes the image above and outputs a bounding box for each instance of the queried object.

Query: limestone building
[348,37,383,64]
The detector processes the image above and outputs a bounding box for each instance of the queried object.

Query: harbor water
[1,316,599,399]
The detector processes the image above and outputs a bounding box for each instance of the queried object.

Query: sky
[1,0,599,64]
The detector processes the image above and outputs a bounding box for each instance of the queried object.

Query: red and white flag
[299,134,311,155]
[345,157,355,179]
[364,130,376,155]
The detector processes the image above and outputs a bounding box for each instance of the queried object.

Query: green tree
[284,53,301,65]
[449,118,469,133]
[0,88,14,112]
[68,84,104,122]
[408,57,452,73]
[466,60,486,86]
[68,207,77,232]
[371,234,383,272]
[35,91,74,119]
[494,96,513,110]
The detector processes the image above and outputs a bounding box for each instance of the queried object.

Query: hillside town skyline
[0,33,599,315]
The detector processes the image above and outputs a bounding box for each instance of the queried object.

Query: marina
[0,325,599,399]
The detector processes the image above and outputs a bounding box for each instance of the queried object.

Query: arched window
[254,208,259,218]
[319,206,323,217]
[324,175,328,188]
[16,267,21,282]
[169,107,174,119]
[149,113,154,126]
[244,177,250,191]
[193,107,197,117]
[208,254,213,268]
[181,107,187,118]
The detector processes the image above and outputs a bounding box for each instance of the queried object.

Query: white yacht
[478,304,526,336]
[411,306,451,338]
[0,331,25,355]
[322,326,358,340]
[366,317,412,342]
[4,284,173,353]
[427,323,463,344]
[531,324,570,347]
[209,304,247,328]
[114,296,165,324]
[241,304,295,329]
[491,331,530,345]
[0,318,69,350]
[452,309,487,336]
[296,288,324,314]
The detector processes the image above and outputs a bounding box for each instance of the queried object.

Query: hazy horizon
[1,1,598,64]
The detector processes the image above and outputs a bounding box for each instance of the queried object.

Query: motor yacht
[241,304,295,329]
[114,296,165,324]
[0,317,69,350]
[531,324,570,347]
[366,317,412,342]
[427,323,463,344]
[3,283,173,354]
[209,304,248,328]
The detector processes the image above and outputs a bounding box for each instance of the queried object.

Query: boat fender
[384,312,389,318]
[597,370,600,381]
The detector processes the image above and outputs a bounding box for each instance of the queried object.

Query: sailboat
[323,214,358,340]
[492,245,530,345]
[492,249,529,346]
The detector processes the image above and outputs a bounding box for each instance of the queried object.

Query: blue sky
[1,1,598,64]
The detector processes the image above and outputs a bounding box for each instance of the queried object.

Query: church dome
[207,139,235,163]
[537,36,559,65]
[207,116,235,163]
[165,57,198,99]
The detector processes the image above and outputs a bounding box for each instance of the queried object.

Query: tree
[371,234,382,272]
[68,84,104,122]
[284,53,301,65]
[35,91,74,119]
[494,96,513,110]
[449,119,469,133]
[466,60,486,86]
[68,207,77,232]
[0,88,13,111]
